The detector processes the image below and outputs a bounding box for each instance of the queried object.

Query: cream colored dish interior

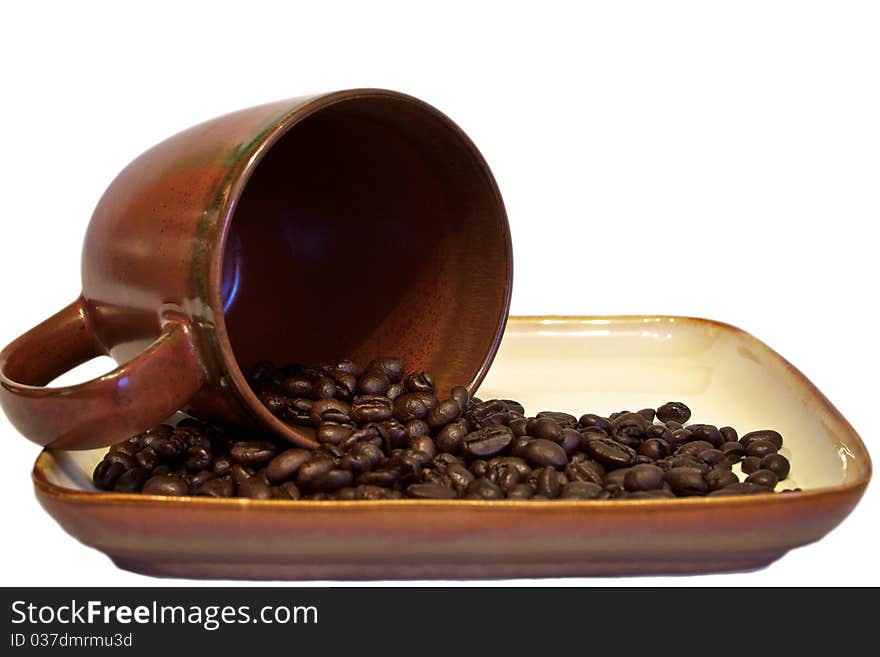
[42,316,867,493]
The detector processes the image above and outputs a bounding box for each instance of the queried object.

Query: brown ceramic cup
[0,89,512,450]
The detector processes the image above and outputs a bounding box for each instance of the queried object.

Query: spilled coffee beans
[93,357,797,500]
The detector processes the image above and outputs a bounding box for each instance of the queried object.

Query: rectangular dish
[32,316,871,579]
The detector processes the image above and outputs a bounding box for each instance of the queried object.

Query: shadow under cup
[218,95,512,403]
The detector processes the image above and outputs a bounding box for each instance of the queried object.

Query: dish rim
[31,314,872,510]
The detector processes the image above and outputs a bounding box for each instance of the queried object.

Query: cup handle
[0,297,207,450]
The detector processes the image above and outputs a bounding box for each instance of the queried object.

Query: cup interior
[219,93,511,398]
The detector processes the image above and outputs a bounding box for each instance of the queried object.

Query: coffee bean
[267,449,311,483]
[446,463,475,492]
[560,482,603,499]
[142,475,189,496]
[238,477,272,499]
[406,483,456,499]
[404,372,435,393]
[351,395,394,424]
[565,458,605,485]
[356,470,400,488]
[745,438,779,459]
[741,455,762,474]
[656,401,691,424]
[93,460,126,490]
[536,411,577,427]
[358,371,390,395]
[761,453,791,480]
[113,467,149,493]
[527,417,562,441]
[450,386,470,413]
[585,437,638,469]
[532,466,562,498]
[638,438,670,460]
[230,441,276,467]
[311,469,354,493]
[637,408,656,423]
[259,392,287,417]
[312,375,337,400]
[366,357,404,383]
[624,464,665,491]
[404,419,430,442]
[719,426,738,442]
[465,478,504,499]
[435,419,469,453]
[522,439,568,469]
[665,468,708,496]
[426,398,462,431]
[708,482,770,496]
[462,426,513,459]
[721,441,746,460]
[740,430,783,450]
[385,383,404,401]
[466,399,510,429]
[705,467,739,490]
[578,414,613,433]
[393,392,438,423]
[310,399,351,426]
[507,483,535,499]
[675,440,715,458]
[745,469,779,489]
[194,476,235,497]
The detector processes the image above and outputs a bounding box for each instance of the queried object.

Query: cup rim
[207,88,512,447]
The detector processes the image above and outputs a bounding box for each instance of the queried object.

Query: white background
[1,1,877,586]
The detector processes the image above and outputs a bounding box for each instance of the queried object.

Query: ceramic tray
[32,316,871,579]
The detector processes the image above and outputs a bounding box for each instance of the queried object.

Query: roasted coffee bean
[466,399,510,429]
[189,470,217,489]
[487,462,520,491]
[136,448,160,471]
[404,372,435,393]
[666,454,710,473]
[358,370,390,395]
[450,386,470,413]
[469,459,490,478]
[238,477,272,499]
[153,437,184,461]
[406,483,456,499]
[700,449,729,468]
[527,417,562,441]
[637,408,656,422]
[385,383,404,401]
[665,467,708,496]
[761,453,791,480]
[745,438,779,459]
[502,400,526,416]
[351,395,394,424]
[310,398,351,426]
[285,397,313,424]
[332,372,358,400]
[624,464,665,491]
[446,463,475,492]
[296,458,335,488]
[435,419,469,453]
[656,401,691,424]
[185,445,212,471]
[745,469,779,489]
[334,360,362,376]
[393,392,438,423]
[259,392,287,417]
[317,422,353,445]
[462,426,513,459]
[675,440,715,458]
[311,469,354,493]
[228,464,254,486]
[740,455,762,475]
[465,478,504,499]
[404,419,430,442]
[705,467,739,490]
[371,420,406,451]
[311,375,337,400]
[686,424,723,448]
[142,474,189,496]
[565,458,605,485]
[489,456,531,479]
[740,430,783,451]
[719,426,738,442]
[639,438,670,460]
[721,441,746,460]
[109,441,139,457]
[281,375,313,398]
[230,441,276,467]
[426,398,462,431]
[194,476,235,497]
[532,466,563,498]
[522,439,568,469]
[560,481,603,499]
[410,435,437,459]
[578,414,613,433]
[267,449,311,483]
[93,460,127,490]
[366,357,404,383]
[113,467,149,493]
[536,410,577,427]
[509,417,529,437]
[585,437,638,469]
[507,483,535,499]
[356,470,399,488]
[708,482,770,496]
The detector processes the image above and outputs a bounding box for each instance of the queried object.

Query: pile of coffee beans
[93,357,797,500]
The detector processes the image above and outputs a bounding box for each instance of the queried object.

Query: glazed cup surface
[0,89,512,449]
